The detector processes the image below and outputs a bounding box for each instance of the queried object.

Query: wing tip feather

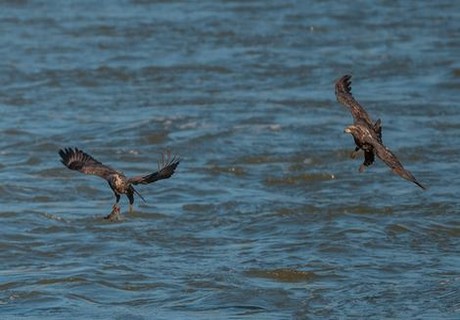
[336,74,353,95]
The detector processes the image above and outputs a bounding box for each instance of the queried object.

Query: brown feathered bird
[59,148,180,216]
[335,75,425,190]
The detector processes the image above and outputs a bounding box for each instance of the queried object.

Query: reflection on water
[1,0,459,318]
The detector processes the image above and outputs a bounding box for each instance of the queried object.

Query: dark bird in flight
[59,147,180,218]
[335,74,425,190]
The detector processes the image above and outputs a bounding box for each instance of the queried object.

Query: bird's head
[344,125,357,134]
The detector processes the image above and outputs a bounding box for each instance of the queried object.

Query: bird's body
[107,172,138,205]
[59,147,180,217]
[335,75,425,189]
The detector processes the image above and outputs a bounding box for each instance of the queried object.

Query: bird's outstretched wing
[335,74,374,127]
[59,147,117,180]
[372,143,425,190]
[128,152,180,185]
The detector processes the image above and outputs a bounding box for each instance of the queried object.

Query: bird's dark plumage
[59,147,117,178]
[335,74,382,142]
[335,75,425,190]
[335,74,374,126]
[128,152,180,185]
[59,147,180,215]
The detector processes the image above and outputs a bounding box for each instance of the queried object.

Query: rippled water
[1,1,459,319]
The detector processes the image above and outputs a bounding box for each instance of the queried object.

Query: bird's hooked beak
[344,125,355,134]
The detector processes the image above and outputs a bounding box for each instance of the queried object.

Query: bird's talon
[104,206,121,221]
